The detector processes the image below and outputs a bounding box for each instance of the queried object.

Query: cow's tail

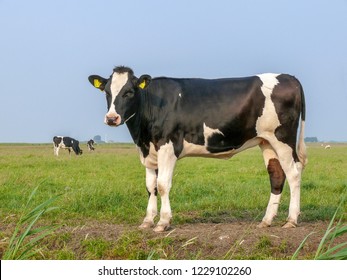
[297,82,308,168]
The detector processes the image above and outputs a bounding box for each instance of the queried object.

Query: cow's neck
[125,114,142,144]
[125,102,151,147]
[125,88,165,151]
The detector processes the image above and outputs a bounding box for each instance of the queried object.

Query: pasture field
[0,142,346,259]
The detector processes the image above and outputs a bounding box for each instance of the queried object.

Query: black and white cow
[87,139,96,151]
[88,66,307,232]
[53,136,83,156]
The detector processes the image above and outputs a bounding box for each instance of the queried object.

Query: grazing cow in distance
[87,139,96,151]
[320,144,331,149]
[53,136,83,156]
[88,66,307,232]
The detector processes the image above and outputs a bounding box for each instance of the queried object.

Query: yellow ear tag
[138,80,146,89]
[93,79,102,89]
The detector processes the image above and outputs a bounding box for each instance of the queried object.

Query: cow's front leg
[154,142,177,232]
[139,168,158,229]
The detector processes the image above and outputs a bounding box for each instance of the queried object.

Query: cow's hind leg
[154,142,177,232]
[267,138,303,228]
[139,168,158,229]
[258,141,286,228]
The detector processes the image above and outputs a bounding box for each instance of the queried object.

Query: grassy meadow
[0,142,346,259]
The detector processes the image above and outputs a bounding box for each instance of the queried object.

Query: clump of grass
[82,238,112,259]
[2,187,61,260]
[255,235,272,250]
[292,189,347,260]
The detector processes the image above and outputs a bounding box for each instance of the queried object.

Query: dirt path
[56,220,344,259]
[2,219,344,259]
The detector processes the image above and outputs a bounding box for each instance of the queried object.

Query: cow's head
[88,66,151,126]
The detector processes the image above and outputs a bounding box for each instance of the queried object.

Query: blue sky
[0,0,346,143]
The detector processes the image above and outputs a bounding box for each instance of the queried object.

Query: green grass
[292,189,347,260]
[0,142,346,259]
[2,186,60,259]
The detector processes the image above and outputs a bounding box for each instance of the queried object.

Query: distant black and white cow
[87,139,96,151]
[88,66,307,232]
[53,136,83,156]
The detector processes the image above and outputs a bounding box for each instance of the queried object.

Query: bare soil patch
[2,219,345,259]
[53,220,344,259]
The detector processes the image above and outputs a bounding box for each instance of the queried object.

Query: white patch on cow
[137,142,158,169]
[256,74,280,136]
[155,141,177,231]
[60,136,67,149]
[107,72,129,117]
[262,193,281,225]
[203,123,224,145]
[298,120,307,166]
[265,138,302,226]
[180,140,209,157]
[140,168,158,228]
[180,138,261,159]
[54,145,60,156]
[178,93,182,98]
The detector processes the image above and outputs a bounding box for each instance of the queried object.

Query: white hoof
[153,224,170,232]
[257,221,271,228]
[282,221,297,228]
[139,221,154,229]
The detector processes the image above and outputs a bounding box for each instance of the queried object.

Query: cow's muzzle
[105,114,121,126]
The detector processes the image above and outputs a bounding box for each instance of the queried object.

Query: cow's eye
[123,90,135,98]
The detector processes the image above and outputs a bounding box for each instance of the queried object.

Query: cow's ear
[137,75,152,90]
[88,75,108,91]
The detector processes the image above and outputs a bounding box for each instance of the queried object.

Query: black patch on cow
[175,76,266,153]
[114,66,134,75]
[53,136,62,147]
[271,74,303,162]
[205,78,265,152]
[63,137,82,155]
